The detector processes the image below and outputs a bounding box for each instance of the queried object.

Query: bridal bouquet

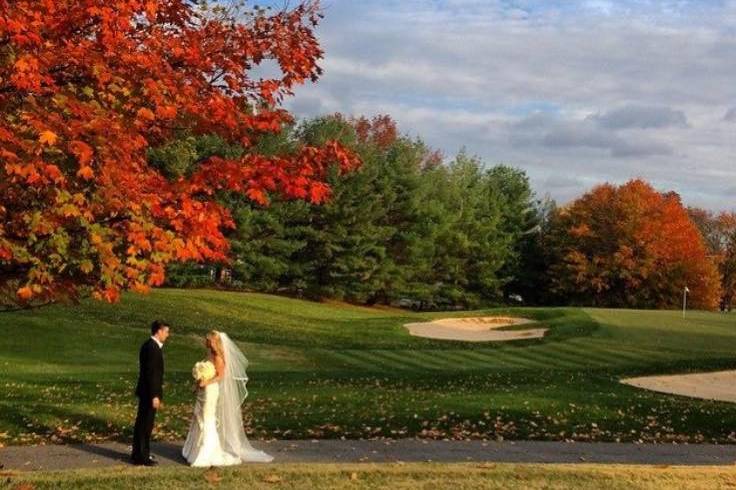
[192,360,216,382]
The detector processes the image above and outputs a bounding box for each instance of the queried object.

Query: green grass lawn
[1,288,736,446]
[4,463,736,489]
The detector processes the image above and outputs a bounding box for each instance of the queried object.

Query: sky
[278,0,736,210]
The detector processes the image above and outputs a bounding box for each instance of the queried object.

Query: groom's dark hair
[151,320,168,336]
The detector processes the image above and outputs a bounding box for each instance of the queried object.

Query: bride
[182,330,272,466]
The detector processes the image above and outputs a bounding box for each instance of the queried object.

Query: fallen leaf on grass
[204,469,222,485]
[263,474,282,484]
[350,472,359,481]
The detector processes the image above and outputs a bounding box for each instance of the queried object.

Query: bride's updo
[206,330,224,358]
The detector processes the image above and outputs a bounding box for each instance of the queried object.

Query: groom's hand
[152,397,161,410]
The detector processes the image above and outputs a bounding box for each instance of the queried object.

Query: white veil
[215,332,273,462]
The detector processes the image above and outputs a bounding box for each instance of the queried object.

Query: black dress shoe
[131,457,158,466]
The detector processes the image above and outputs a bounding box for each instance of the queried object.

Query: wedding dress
[181,381,240,467]
[182,332,272,466]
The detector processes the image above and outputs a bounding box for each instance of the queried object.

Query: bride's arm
[200,356,225,387]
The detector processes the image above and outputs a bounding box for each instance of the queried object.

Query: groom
[131,320,170,466]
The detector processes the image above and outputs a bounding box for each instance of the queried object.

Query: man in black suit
[131,320,170,466]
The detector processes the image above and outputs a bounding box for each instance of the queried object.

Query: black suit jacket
[135,338,164,401]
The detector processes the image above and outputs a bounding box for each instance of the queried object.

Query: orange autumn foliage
[352,114,399,149]
[0,1,358,307]
[546,179,721,309]
[688,208,736,310]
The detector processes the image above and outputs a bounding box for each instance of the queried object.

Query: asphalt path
[2,439,736,471]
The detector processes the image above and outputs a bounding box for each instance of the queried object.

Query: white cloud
[284,0,736,210]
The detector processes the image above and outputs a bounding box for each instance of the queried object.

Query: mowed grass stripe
[570,339,679,364]
[381,349,516,371]
[562,338,679,368]
[457,348,556,371]
[303,315,733,376]
[525,349,590,370]
[373,350,442,370]
[534,342,619,368]
[556,337,661,366]
[397,351,463,370]
[445,349,511,369]
[343,349,417,371]
[568,341,661,366]
[575,345,647,366]
[323,349,438,372]
[487,347,558,370]
[452,349,537,370]
[482,349,557,370]
[544,341,625,368]
[496,344,585,370]
[519,344,595,370]
[318,350,379,371]
[407,350,476,370]
[423,350,491,370]
[483,348,557,370]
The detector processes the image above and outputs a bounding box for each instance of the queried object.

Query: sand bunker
[621,370,736,403]
[404,316,547,342]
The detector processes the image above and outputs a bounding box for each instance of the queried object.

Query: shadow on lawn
[0,397,131,445]
[70,442,131,464]
[0,401,190,466]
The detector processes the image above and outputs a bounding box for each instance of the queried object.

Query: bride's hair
[206,330,225,359]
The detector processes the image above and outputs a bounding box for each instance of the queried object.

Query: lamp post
[682,286,689,318]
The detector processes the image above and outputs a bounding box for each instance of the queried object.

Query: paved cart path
[2,439,736,472]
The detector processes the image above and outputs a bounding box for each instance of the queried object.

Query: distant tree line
[160,114,733,311]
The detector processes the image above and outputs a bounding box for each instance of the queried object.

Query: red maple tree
[0,0,358,307]
[546,179,721,309]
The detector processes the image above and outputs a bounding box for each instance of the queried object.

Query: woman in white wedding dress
[182,330,273,467]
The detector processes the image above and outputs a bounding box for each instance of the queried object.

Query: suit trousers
[132,397,157,462]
